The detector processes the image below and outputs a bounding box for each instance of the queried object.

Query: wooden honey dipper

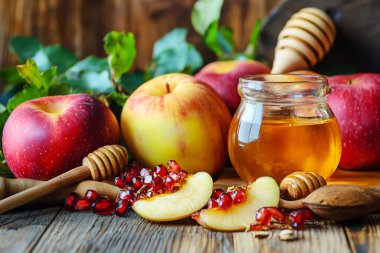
[271,7,336,73]
[0,144,128,214]
[279,171,380,221]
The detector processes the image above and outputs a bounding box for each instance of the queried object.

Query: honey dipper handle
[0,166,90,214]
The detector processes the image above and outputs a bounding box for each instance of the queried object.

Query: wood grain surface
[0,0,280,70]
[1,167,380,253]
[1,207,379,253]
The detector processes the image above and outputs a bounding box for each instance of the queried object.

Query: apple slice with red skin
[132,172,213,221]
[192,177,279,231]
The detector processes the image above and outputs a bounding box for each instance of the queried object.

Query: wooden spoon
[0,177,120,206]
[280,184,380,221]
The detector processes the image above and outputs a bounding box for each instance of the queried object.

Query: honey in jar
[228,74,342,183]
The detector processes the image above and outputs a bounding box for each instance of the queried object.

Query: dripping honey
[228,116,342,183]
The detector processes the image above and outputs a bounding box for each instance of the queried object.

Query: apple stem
[166,83,171,93]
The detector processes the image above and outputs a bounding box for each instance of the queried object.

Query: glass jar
[228,74,342,183]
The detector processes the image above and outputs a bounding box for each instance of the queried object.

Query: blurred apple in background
[121,73,231,176]
[195,60,270,112]
[327,73,380,170]
[2,94,120,180]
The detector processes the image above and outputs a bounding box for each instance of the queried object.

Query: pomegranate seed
[92,197,115,215]
[256,207,272,225]
[115,200,129,217]
[207,198,218,208]
[250,224,269,231]
[118,190,134,201]
[167,160,181,173]
[171,186,181,192]
[64,192,79,211]
[140,168,151,177]
[152,177,164,192]
[143,174,154,186]
[289,210,306,230]
[303,209,314,221]
[267,207,287,223]
[217,192,233,209]
[114,177,126,188]
[145,191,155,198]
[128,197,136,205]
[231,189,247,205]
[178,170,188,183]
[124,171,134,183]
[84,190,99,203]
[169,172,180,182]
[153,164,168,177]
[164,177,175,191]
[131,176,143,189]
[211,189,224,199]
[73,198,91,211]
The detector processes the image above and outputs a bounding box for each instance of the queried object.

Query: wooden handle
[0,166,90,214]
[0,177,121,206]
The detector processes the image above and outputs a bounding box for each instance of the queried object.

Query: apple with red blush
[2,93,120,180]
[327,73,380,170]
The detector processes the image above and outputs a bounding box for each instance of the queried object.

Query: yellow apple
[121,73,231,175]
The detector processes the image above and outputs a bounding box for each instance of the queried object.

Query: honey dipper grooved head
[82,145,128,181]
[271,7,336,74]
[280,171,326,200]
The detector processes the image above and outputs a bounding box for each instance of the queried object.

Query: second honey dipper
[0,144,128,214]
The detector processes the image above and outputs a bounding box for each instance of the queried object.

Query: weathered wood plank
[31,208,352,253]
[344,215,380,253]
[0,207,60,253]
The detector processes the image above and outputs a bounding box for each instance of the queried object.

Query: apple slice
[192,177,279,231]
[132,172,213,221]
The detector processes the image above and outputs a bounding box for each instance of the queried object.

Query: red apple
[120,73,231,175]
[327,73,380,170]
[2,93,120,180]
[195,60,270,112]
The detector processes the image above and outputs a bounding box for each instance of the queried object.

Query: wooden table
[1,169,380,253]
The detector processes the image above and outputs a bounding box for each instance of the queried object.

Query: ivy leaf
[107,92,129,107]
[7,87,48,111]
[191,0,224,35]
[33,45,78,74]
[9,36,43,63]
[149,28,203,77]
[16,59,57,90]
[245,19,262,59]
[104,31,136,80]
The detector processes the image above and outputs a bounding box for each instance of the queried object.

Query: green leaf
[205,22,235,57]
[67,56,109,77]
[17,59,57,90]
[150,28,203,77]
[0,67,24,84]
[191,0,224,35]
[104,31,136,80]
[0,150,12,176]
[33,45,78,74]
[48,83,70,96]
[7,87,48,111]
[9,36,43,63]
[64,70,114,94]
[120,71,144,94]
[245,19,262,59]
[107,92,129,107]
